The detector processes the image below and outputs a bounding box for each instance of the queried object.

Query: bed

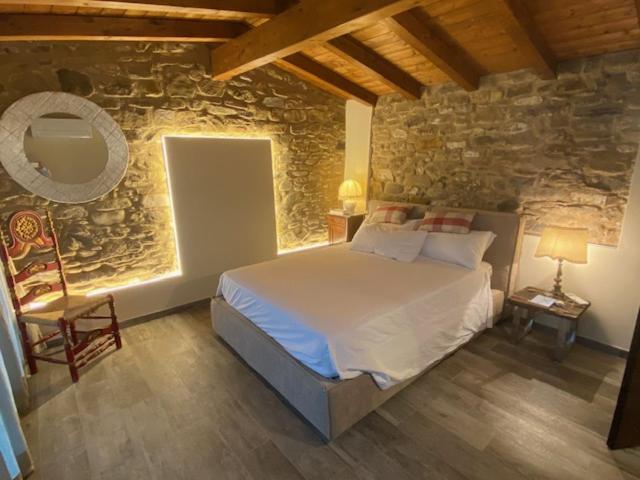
[211,201,524,440]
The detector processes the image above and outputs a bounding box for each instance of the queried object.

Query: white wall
[517,152,640,351]
[344,100,373,213]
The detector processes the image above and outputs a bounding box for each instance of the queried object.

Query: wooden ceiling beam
[387,8,482,91]
[276,53,378,106]
[0,14,249,42]
[0,0,284,17]
[490,0,556,79]
[210,0,422,80]
[325,35,423,100]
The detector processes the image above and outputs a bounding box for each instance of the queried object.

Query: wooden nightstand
[507,286,591,361]
[327,212,365,245]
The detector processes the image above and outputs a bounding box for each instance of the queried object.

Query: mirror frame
[0,92,128,204]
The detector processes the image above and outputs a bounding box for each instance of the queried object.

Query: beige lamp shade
[338,179,362,200]
[535,226,588,264]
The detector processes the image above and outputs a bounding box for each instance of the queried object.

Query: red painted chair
[0,210,121,383]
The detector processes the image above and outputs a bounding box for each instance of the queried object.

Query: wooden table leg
[511,306,534,343]
[554,317,577,361]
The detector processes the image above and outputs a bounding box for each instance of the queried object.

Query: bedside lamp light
[535,226,588,297]
[338,179,362,215]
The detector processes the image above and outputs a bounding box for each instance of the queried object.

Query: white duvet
[217,244,493,389]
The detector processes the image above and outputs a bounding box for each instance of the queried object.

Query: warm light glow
[79,135,189,297]
[87,271,181,297]
[535,226,588,264]
[338,179,363,200]
[161,136,185,276]
[161,133,274,141]
[278,241,329,256]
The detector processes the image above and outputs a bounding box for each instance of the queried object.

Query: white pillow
[373,230,428,262]
[351,223,427,262]
[351,223,379,253]
[420,230,496,269]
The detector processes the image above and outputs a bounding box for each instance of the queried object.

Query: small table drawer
[327,215,347,228]
[327,213,364,245]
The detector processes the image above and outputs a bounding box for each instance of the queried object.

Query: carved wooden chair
[0,210,121,383]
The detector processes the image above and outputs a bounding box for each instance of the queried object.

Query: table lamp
[535,226,588,297]
[338,179,362,215]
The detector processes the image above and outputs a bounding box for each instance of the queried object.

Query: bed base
[211,297,482,441]
[211,204,523,440]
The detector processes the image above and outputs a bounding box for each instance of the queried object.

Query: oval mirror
[0,92,128,203]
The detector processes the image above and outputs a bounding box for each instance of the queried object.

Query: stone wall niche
[370,49,640,246]
[0,42,345,292]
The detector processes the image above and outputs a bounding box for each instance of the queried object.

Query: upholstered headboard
[367,200,524,297]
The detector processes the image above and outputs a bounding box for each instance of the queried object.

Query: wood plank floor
[21,303,640,480]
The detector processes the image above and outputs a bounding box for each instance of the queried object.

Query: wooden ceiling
[0,0,639,105]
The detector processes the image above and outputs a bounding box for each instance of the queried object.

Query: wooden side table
[507,286,591,361]
[327,212,365,245]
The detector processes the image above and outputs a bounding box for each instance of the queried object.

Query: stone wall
[0,42,345,291]
[370,49,640,246]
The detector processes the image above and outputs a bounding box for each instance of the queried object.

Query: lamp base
[342,200,356,215]
[552,258,564,298]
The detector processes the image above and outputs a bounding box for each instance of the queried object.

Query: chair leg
[69,321,79,345]
[59,318,79,383]
[17,319,37,375]
[108,295,122,350]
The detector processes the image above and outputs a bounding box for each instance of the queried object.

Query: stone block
[263,96,286,108]
[383,183,405,194]
[91,210,126,226]
[514,95,543,106]
[57,68,93,96]
[103,79,134,97]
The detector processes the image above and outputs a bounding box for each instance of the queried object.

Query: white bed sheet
[217,244,493,389]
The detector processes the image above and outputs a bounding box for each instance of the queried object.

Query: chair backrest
[0,210,67,315]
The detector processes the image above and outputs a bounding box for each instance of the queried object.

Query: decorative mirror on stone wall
[0,92,128,203]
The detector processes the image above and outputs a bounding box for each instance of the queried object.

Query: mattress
[217,244,494,389]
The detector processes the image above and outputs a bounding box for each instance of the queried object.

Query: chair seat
[21,295,111,325]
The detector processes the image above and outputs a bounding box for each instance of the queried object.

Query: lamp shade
[535,226,588,264]
[338,179,362,200]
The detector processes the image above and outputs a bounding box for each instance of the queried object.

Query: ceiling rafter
[0,0,285,17]
[209,0,422,81]
[276,53,378,105]
[490,0,557,79]
[0,14,249,42]
[325,35,423,100]
[386,8,483,91]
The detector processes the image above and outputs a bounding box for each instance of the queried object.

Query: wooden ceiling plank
[635,0,640,29]
[541,5,636,35]
[0,14,249,42]
[544,17,639,45]
[532,0,630,24]
[210,0,422,80]
[22,4,52,14]
[276,53,378,106]
[490,0,556,79]
[326,35,423,99]
[0,1,283,17]
[387,8,482,91]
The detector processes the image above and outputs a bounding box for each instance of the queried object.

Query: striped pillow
[419,211,475,234]
[369,205,411,225]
